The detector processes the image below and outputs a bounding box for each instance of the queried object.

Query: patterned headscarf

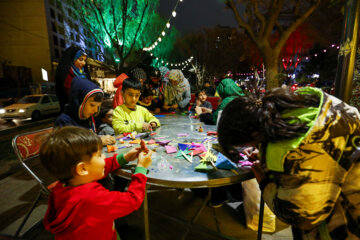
[159,66,169,79]
[164,69,190,105]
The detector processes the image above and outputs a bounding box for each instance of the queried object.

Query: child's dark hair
[122,78,142,91]
[40,126,102,182]
[149,68,161,78]
[98,105,113,119]
[218,87,320,161]
[92,92,104,102]
[195,89,207,98]
[141,88,154,99]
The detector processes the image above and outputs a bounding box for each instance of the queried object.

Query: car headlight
[19,109,26,113]
[0,109,5,114]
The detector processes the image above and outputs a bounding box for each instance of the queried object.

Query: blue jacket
[55,77,103,132]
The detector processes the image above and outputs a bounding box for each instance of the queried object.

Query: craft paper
[189,150,203,156]
[178,143,190,151]
[156,140,171,146]
[177,133,189,137]
[147,139,156,144]
[129,139,141,144]
[216,152,237,170]
[154,115,166,118]
[238,160,254,167]
[190,143,207,152]
[194,162,214,172]
[107,145,117,152]
[176,149,191,159]
[207,131,217,136]
[165,145,177,154]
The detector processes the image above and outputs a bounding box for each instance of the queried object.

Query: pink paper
[147,139,156,144]
[156,140,171,146]
[190,142,207,152]
[177,133,189,137]
[165,145,177,154]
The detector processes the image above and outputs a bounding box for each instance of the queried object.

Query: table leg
[182,188,212,239]
[144,186,150,240]
[257,193,264,240]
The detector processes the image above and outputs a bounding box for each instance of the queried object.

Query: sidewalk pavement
[0,158,293,240]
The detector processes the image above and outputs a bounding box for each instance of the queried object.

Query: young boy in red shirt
[40,126,152,239]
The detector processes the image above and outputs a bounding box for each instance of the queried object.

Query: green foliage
[75,0,178,72]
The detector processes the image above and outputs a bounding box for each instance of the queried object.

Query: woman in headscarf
[55,46,91,112]
[163,69,191,111]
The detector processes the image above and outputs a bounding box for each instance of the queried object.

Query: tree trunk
[264,53,280,90]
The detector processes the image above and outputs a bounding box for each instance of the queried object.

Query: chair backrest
[12,127,53,193]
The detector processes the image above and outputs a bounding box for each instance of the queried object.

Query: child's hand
[142,122,151,131]
[195,106,202,115]
[150,122,157,129]
[195,99,201,106]
[100,135,116,145]
[242,147,259,161]
[137,150,153,168]
[124,147,141,162]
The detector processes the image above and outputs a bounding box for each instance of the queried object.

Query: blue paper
[178,143,190,151]
[216,152,237,170]
[154,115,166,117]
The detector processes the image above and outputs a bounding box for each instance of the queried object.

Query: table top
[104,114,253,188]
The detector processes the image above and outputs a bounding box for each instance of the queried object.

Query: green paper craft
[195,162,214,172]
[176,149,191,159]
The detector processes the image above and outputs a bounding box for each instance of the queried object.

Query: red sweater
[43,154,147,240]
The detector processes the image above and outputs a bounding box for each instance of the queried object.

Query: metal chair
[12,127,55,237]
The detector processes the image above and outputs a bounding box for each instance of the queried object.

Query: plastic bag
[241,178,276,232]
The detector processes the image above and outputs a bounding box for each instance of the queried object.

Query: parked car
[0,94,60,121]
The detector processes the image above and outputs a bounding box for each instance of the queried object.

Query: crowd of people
[39,46,359,239]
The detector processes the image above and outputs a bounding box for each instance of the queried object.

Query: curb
[0,118,56,136]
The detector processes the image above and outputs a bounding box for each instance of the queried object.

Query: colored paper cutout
[216,152,237,170]
[177,133,189,137]
[129,139,141,144]
[194,162,214,172]
[147,139,156,144]
[107,145,117,152]
[156,140,171,146]
[178,143,190,151]
[176,149,191,159]
[207,131,217,136]
[165,145,177,154]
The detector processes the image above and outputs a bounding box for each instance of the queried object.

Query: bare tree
[226,0,321,89]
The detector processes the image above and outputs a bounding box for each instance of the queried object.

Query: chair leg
[15,191,43,237]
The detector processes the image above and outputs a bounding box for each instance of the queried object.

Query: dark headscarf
[55,46,91,112]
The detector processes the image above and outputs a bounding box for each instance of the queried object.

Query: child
[55,77,116,145]
[137,88,157,112]
[191,89,213,114]
[97,105,115,136]
[112,78,160,135]
[40,126,152,239]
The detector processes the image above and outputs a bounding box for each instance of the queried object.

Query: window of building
[53,35,58,46]
[57,13,63,22]
[60,38,65,48]
[51,22,57,33]
[50,8,55,19]
[55,48,60,59]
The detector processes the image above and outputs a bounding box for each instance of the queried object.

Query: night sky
[157,0,238,35]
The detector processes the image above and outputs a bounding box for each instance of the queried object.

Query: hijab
[164,69,190,105]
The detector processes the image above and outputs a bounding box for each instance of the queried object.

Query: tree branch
[110,0,121,47]
[123,0,149,61]
[251,0,266,36]
[264,0,285,38]
[275,0,320,53]
[226,0,257,43]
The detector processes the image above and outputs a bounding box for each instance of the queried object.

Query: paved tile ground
[0,159,293,240]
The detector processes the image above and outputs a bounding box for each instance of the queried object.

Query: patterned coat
[262,88,360,239]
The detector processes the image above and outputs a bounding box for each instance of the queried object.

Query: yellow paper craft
[129,139,141,144]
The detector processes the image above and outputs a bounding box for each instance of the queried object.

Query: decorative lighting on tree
[172,11,177,17]
[166,22,170,28]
